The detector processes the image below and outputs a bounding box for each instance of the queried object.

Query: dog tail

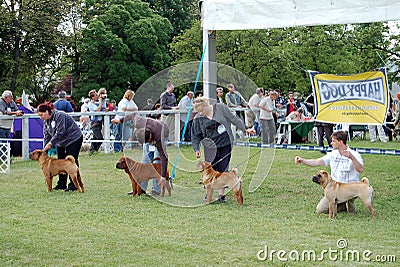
[65,155,76,164]
[361,177,370,185]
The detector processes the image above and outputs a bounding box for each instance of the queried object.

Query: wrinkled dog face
[312,170,329,185]
[197,161,211,172]
[29,150,43,161]
[116,157,128,170]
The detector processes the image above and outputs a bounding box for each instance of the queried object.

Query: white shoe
[370,139,377,142]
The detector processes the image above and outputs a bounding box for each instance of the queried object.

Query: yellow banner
[309,69,389,124]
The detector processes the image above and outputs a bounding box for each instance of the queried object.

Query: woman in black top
[37,102,83,191]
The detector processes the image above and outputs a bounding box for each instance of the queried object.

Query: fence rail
[3,108,249,161]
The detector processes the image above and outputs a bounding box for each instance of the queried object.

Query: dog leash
[208,140,264,171]
[170,40,208,182]
[231,144,264,169]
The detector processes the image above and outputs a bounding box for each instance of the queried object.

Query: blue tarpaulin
[10,106,43,156]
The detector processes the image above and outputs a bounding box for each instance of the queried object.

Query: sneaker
[218,195,227,203]
[53,185,67,190]
[64,187,77,192]
[150,190,160,197]
[128,189,147,195]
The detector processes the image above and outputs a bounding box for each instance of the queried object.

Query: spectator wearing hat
[178,91,194,141]
[0,90,23,149]
[54,91,73,113]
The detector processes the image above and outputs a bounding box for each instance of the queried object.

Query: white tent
[199,0,400,96]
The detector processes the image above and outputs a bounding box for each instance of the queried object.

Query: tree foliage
[0,0,69,103]
[143,0,199,37]
[171,21,398,99]
[1,0,399,107]
[76,0,173,102]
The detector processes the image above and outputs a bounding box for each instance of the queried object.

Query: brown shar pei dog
[312,170,374,219]
[29,149,84,192]
[115,156,172,197]
[197,161,243,206]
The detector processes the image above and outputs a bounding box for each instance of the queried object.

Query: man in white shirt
[245,88,264,133]
[295,130,364,214]
[259,91,278,144]
[178,91,194,141]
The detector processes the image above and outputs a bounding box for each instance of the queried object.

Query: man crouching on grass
[294,130,364,214]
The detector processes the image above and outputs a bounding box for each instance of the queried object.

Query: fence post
[22,116,30,160]
[174,111,180,143]
[103,114,111,154]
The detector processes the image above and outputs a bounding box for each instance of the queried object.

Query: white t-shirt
[116,98,138,120]
[248,94,263,108]
[259,96,275,120]
[322,148,363,183]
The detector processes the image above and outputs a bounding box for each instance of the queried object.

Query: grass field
[0,140,399,266]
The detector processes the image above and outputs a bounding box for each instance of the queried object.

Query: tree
[76,0,173,103]
[171,21,393,99]
[143,0,199,37]
[0,0,69,103]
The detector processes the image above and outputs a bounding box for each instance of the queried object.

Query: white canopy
[200,0,400,30]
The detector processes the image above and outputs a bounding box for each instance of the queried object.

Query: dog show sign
[309,68,389,124]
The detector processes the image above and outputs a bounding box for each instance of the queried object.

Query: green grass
[0,141,399,266]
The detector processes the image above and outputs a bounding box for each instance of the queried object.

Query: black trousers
[90,121,103,152]
[204,144,232,172]
[316,124,334,147]
[56,135,83,188]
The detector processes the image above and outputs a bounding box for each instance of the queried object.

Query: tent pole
[203,29,217,99]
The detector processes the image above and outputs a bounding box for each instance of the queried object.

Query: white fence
[0,143,10,173]
[0,109,209,160]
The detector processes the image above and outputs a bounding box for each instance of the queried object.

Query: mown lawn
[0,141,399,266]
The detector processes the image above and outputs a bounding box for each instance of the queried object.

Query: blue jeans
[140,143,161,193]
[113,123,122,152]
[0,128,10,160]
[0,128,11,140]
[121,122,132,149]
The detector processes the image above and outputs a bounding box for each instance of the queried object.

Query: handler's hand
[294,156,302,164]
[195,151,201,158]
[111,118,121,124]
[246,128,256,135]
[341,149,353,159]
[43,143,52,152]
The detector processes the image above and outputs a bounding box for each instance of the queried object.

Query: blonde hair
[193,97,209,111]
[98,87,107,94]
[123,90,135,100]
